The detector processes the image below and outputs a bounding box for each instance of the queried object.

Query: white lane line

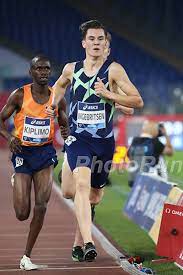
[0,259,71,265]
[0,254,68,258]
[0,225,74,230]
[0,265,121,272]
[0,264,75,270]
[0,256,68,260]
[0,233,74,237]
[0,248,71,251]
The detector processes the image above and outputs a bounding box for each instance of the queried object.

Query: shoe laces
[73,246,83,252]
[84,242,95,250]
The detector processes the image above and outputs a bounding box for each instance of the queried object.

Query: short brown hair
[79,20,107,39]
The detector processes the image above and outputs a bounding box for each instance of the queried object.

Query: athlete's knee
[61,182,75,199]
[41,185,52,204]
[75,178,90,193]
[15,209,30,221]
[34,204,47,218]
[90,194,103,205]
[90,189,104,205]
[62,190,74,199]
[90,197,101,205]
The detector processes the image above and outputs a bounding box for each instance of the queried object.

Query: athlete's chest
[73,72,109,99]
[31,93,50,105]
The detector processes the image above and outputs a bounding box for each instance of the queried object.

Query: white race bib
[22,117,51,143]
[77,102,105,130]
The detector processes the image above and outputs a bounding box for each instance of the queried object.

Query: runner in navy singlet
[47,20,143,261]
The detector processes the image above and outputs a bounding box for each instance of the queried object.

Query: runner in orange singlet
[0,55,68,270]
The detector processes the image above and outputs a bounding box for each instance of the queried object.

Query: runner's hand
[94,77,110,98]
[8,136,22,153]
[45,105,56,117]
[60,126,69,140]
[115,103,134,115]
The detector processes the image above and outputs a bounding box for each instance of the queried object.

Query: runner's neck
[83,57,104,77]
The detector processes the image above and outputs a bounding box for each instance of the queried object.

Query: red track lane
[0,149,129,274]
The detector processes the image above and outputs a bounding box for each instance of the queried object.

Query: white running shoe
[20,255,39,271]
[11,173,15,187]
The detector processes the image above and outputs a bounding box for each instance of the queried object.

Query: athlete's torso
[14,83,55,146]
[69,59,115,139]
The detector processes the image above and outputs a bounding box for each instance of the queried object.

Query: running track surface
[0,149,129,275]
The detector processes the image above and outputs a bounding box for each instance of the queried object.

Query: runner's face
[82,28,106,57]
[30,60,51,85]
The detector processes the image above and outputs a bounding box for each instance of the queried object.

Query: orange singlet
[14,84,55,146]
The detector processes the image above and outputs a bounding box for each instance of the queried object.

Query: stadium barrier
[124,174,173,232]
[149,186,183,243]
[124,173,183,240]
[124,173,183,269]
[156,203,183,265]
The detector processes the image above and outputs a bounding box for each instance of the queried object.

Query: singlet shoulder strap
[74,61,83,73]
[23,83,31,94]
[22,83,32,103]
[97,59,113,78]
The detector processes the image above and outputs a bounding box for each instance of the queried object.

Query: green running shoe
[83,242,97,262]
[72,246,84,262]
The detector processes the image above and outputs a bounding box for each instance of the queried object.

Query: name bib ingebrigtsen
[77,102,106,129]
[22,117,51,143]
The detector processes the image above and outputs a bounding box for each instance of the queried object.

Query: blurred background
[0,1,183,273]
[0,0,183,150]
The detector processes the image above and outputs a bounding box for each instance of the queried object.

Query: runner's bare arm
[115,103,134,115]
[94,62,143,108]
[112,84,134,115]
[0,89,23,152]
[57,98,69,140]
[0,89,23,140]
[52,63,74,107]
